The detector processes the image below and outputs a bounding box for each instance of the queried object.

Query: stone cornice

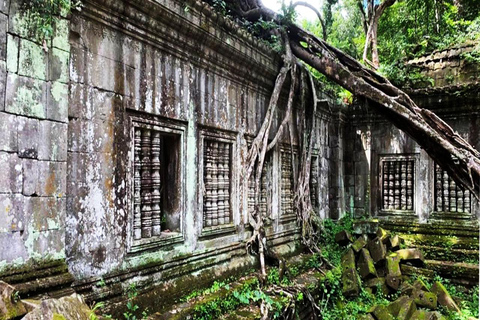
[80,0,281,94]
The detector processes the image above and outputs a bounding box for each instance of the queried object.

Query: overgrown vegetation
[20,0,81,43]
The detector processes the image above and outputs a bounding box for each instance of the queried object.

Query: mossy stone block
[410,310,432,320]
[335,230,353,246]
[431,281,460,313]
[367,237,386,263]
[388,235,402,251]
[386,254,402,277]
[413,290,438,310]
[358,248,377,279]
[399,282,414,296]
[386,274,401,291]
[412,279,430,292]
[371,305,394,320]
[352,235,367,253]
[341,249,360,298]
[396,249,424,265]
[377,227,389,242]
[0,281,28,320]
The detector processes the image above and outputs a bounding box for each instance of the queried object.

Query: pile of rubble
[336,227,471,320]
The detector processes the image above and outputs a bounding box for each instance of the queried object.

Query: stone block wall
[0,0,69,273]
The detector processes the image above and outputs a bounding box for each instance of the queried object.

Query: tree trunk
[221,0,480,198]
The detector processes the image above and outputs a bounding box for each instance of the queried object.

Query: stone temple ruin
[0,0,478,318]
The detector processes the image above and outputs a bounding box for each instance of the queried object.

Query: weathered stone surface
[376,227,389,242]
[399,282,414,296]
[0,112,17,151]
[412,279,430,292]
[341,249,360,297]
[387,235,401,251]
[385,274,401,291]
[17,117,39,158]
[353,221,379,235]
[389,296,417,320]
[0,281,28,319]
[0,13,7,62]
[6,34,18,74]
[367,237,386,263]
[21,299,41,313]
[358,314,375,320]
[351,235,367,253]
[49,49,69,84]
[38,121,67,161]
[22,294,91,320]
[0,194,24,233]
[370,305,394,320]
[358,248,377,279]
[413,289,437,310]
[335,230,353,246]
[18,39,48,80]
[430,281,460,313]
[396,249,424,265]
[386,254,401,277]
[5,74,47,118]
[46,81,68,122]
[0,152,22,193]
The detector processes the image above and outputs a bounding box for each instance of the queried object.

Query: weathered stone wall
[0,0,346,311]
[0,0,69,273]
[346,78,480,220]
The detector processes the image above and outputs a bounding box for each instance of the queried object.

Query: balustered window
[203,139,232,228]
[131,119,183,245]
[281,151,295,217]
[381,158,415,211]
[434,164,471,213]
[248,151,273,219]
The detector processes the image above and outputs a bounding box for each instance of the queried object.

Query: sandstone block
[0,194,24,232]
[386,254,402,277]
[396,249,424,265]
[17,117,39,158]
[387,235,402,251]
[385,274,401,291]
[399,282,414,296]
[0,13,7,61]
[0,152,22,193]
[38,121,67,161]
[376,227,389,242]
[368,237,386,263]
[358,248,377,279]
[0,281,28,320]
[353,220,379,235]
[6,34,18,74]
[341,249,360,297]
[370,305,394,320]
[46,81,68,122]
[431,281,460,313]
[18,39,48,80]
[335,230,353,246]
[6,74,47,118]
[413,290,437,310]
[0,112,17,151]
[351,235,367,253]
[388,296,417,320]
[412,279,430,292]
[22,294,91,320]
[49,48,69,84]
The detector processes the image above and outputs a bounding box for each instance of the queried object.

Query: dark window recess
[281,151,295,216]
[133,126,181,240]
[310,156,319,209]
[203,140,232,227]
[382,160,414,211]
[434,164,471,213]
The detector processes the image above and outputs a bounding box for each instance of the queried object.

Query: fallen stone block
[335,230,353,246]
[358,314,375,320]
[341,249,360,297]
[368,238,386,263]
[386,254,402,277]
[410,310,435,320]
[352,235,367,253]
[413,289,438,310]
[412,279,430,292]
[431,281,461,313]
[430,311,447,320]
[364,277,390,296]
[22,294,91,320]
[376,227,389,242]
[21,299,41,313]
[396,249,424,266]
[0,281,28,320]
[370,305,394,320]
[387,235,402,251]
[388,296,416,320]
[385,274,401,291]
[399,282,414,296]
[358,248,377,279]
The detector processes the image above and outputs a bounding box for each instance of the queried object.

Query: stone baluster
[151,131,161,236]
[141,129,153,238]
[133,128,142,240]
